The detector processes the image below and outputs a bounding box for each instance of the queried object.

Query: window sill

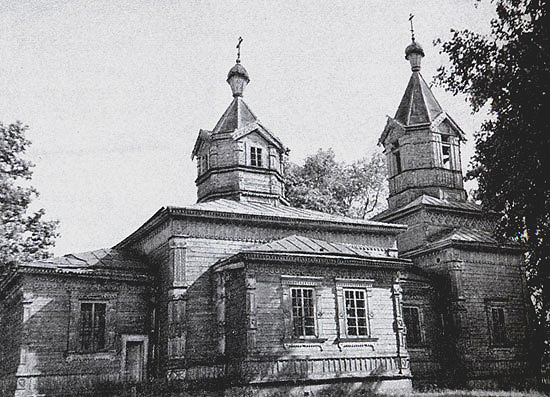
[337,337,378,343]
[282,338,327,351]
[336,337,378,351]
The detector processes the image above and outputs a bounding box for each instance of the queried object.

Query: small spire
[236,36,243,64]
[405,15,425,72]
[227,37,250,97]
[409,14,415,42]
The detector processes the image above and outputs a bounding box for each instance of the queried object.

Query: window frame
[290,287,317,338]
[441,135,452,169]
[343,288,370,337]
[198,154,209,175]
[402,305,424,347]
[335,278,375,341]
[250,146,263,167]
[391,142,402,174]
[487,304,508,347]
[281,275,324,343]
[67,292,116,355]
[80,301,108,353]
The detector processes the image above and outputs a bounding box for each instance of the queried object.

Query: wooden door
[125,341,144,382]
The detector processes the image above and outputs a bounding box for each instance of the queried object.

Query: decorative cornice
[214,251,411,272]
[2,265,152,287]
[402,238,524,258]
[116,205,405,250]
[195,164,284,185]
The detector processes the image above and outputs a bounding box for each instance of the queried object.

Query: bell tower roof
[191,40,288,205]
[394,72,444,126]
[378,23,467,211]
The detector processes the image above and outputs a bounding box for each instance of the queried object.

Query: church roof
[394,72,443,126]
[400,194,482,213]
[246,235,397,258]
[191,98,286,159]
[181,198,403,229]
[212,96,258,134]
[373,194,484,221]
[116,199,407,250]
[10,248,150,279]
[417,227,523,253]
[213,234,410,271]
[429,227,499,245]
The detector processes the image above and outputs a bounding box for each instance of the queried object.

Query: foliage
[435,0,549,353]
[0,121,58,269]
[284,148,387,218]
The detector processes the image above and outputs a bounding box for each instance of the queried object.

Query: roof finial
[405,15,424,72]
[236,36,243,64]
[409,14,415,42]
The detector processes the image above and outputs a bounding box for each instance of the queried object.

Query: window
[403,306,422,346]
[441,135,451,169]
[81,302,106,352]
[489,307,507,346]
[291,287,316,337]
[344,289,369,336]
[335,279,374,341]
[392,142,402,174]
[198,154,209,174]
[250,146,263,167]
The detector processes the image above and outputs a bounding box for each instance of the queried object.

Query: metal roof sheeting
[177,199,401,228]
[22,248,149,274]
[246,235,396,258]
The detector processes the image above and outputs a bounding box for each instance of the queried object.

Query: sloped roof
[379,73,465,144]
[246,235,397,258]
[372,195,486,223]
[212,96,258,134]
[181,198,403,229]
[116,199,407,249]
[191,97,286,159]
[429,228,499,245]
[394,72,443,126]
[401,194,482,213]
[18,248,150,276]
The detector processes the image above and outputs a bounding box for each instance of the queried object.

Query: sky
[0,0,496,256]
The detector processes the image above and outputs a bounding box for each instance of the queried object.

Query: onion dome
[227,63,250,97]
[405,40,425,72]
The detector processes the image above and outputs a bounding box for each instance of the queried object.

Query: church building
[0,35,535,397]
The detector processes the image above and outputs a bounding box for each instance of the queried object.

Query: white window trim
[335,278,375,341]
[250,146,263,167]
[281,276,324,342]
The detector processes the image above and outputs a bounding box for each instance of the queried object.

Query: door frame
[121,334,149,382]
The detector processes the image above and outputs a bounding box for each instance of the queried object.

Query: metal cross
[409,14,415,42]
[236,37,243,63]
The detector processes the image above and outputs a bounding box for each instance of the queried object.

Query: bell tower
[379,34,467,211]
[191,40,288,205]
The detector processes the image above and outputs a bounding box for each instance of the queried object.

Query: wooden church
[0,36,536,396]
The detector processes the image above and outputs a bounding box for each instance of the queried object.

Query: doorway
[121,335,148,383]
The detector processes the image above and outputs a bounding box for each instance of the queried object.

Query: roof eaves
[114,207,170,250]
[214,250,411,272]
[401,238,524,258]
[165,206,407,233]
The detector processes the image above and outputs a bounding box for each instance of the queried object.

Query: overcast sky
[1,0,496,256]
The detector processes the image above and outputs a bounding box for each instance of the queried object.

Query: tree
[0,121,58,271]
[435,0,549,357]
[284,148,387,218]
